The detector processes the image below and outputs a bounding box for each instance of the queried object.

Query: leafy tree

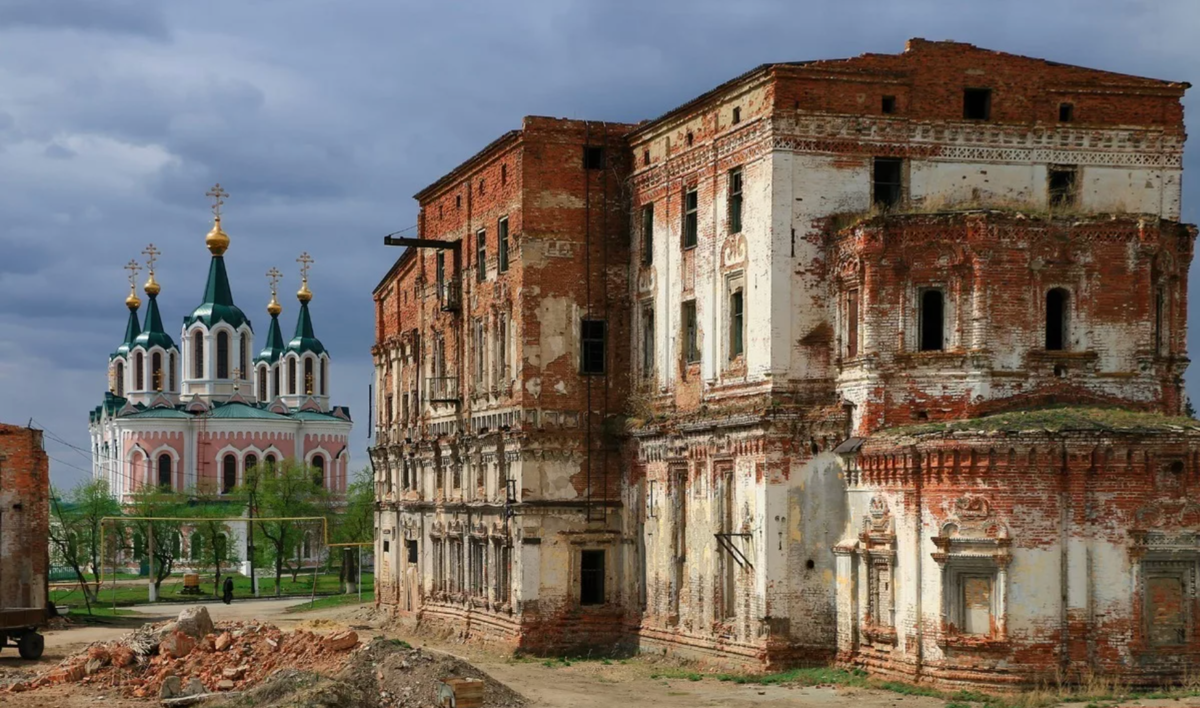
[48,479,121,609]
[124,487,187,595]
[335,468,375,591]
[248,460,327,595]
[188,489,242,596]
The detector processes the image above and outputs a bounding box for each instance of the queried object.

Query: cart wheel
[17,631,44,660]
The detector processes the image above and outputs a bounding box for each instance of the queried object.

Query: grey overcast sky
[2,0,1197,487]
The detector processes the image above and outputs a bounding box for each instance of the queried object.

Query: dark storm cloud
[1,0,1197,487]
[0,0,169,39]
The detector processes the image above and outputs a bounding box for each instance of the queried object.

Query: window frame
[1045,288,1070,351]
[872,157,903,210]
[729,288,745,360]
[1048,164,1078,209]
[475,229,487,282]
[641,203,654,266]
[918,287,946,353]
[682,299,700,364]
[682,186,698,249]
[881,95,896,114]
[497,216,509,273]
[641,305,655,378]
[963,87,993,120]
[580,319,607,375]
[580,549,606,606]
[583,145,604,170]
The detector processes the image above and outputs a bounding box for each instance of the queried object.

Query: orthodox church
[89,185,353,507]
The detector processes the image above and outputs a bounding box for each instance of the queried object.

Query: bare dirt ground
[10,600,1200,708]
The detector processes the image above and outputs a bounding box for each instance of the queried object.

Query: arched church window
[273,366,280,399]
[217,332,229,379]
[258,367,268,400]
[264,454,276,474]
[193,331,204,378]
[135,352,144,391]
[222,453,237,494]
[157,453,172,489]
[240,332,249,380]
[289,358,297,395]
[312,455,325,488]
[321,359,328,396]
[116,361,125,397]
[152,352,163,391]
[189,532,204,561]
[169,352,176,391]
[1046,288,1069,351]
[245,454,258,479]
[304,358,314,395]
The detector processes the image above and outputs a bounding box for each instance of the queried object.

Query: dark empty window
[222,454,236,494]
[258,367,267,399]
[683,187,698,248]
[304,357,314,394]
[683,300,699,364]
[288,358,296,394]
[580,549,605,605]
[1046,288,1069,351]
[245,454,257,476]
[383,540,390,553]
[116,361,125,397]
[455,194,461,209]
[580,319,606,374]
[729,290,744,359]
[476,229,487,281]
[193,331,204,378]
[641,204,654,265]
[1156,287,1167,356]
[641,307,654,377]
[157,454,172,489]
[407,539,418,564]
[501,163,507,185]
[732,106,741,124]
[152,352,162,390]
[498,217,509,273]
[728,168,743,234]
[216,331,229,378]
[882,95,896,114]
[873,158,903,209]
[685,132,694,147]
[1049,165,1077,208]
[963,88,992,120]
[642,149,650,166]
[135,352,144,391]
[1059,103,1074,122]
[583,145,604,170]
[919,289,944,352]
[846,289,860,358]
[312,455,325,488]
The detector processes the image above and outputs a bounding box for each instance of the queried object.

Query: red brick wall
[0,423,49,616]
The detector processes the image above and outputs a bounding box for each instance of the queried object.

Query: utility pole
[248,481,258,597]
[148,524,157,602]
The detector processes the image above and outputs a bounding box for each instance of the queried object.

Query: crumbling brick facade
[372,39,1196,687]
[0,423,50,629]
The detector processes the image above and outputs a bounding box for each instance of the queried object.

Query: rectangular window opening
[641,306,655,378]
[683,187,698,248]
[580,549,605,605]
[476,229,487,282]
[882,95,896,114]
[580,319,606,375]
[961,575,993,636]
[406,539,418,564]
[728,168,743,234]
[683,300,699,364]
[873,157,903,210]
[1059,103,1074,123]
[641,204,654,265]
[846,289,860,358]
[919,289,944,352]
[729,290,744,359]
[963,88,992,120]
[583,145,604,170]
[498,217,509,273]
[1048,165,1077,209]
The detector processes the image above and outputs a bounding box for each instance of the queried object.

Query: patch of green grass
[650,669,704,682]
[284,589,375,613]
[65,605,137,619]
[51,572,375,608]
[946,702,972,708]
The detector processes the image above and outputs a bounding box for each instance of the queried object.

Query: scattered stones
[175,605,215,639]
[222,665,247,680]
[323,630,360,652]
[159,675,182,699]
[217,679,235,691]
[160,631,197,659]
[184,677,206,696]
[214,632,232,652]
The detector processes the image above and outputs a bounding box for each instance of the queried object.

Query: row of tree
[50,460,374,611]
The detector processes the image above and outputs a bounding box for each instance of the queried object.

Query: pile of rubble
[6,606,360,700]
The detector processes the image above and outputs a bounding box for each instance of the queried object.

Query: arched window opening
[321,359,328,396]
[273,366,280,399]
[312,456,325,488]
[192,330,204,378]
[258,367,268,400]
[222,453,237,494]
[171,533,181,557]
[131,453,145,489]
[245,454,258,481]
[152,352,163,391]
[264,454,276,474]
[169,352,176,391]
[216,331,229,379]
[157,453,172,489]
[304,358,315,395]
[214,533,228,563]
[239,332,249,379]
[116,361,125,397]
[1046,288,1069,351]
[919,289,945,352]
[135,352,145,391]
[189,532,204,561]
[289,358,297,394]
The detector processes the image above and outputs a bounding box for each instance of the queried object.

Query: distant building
[0,423,50,641]
[89,187,352,564]
[371,40,1196,688]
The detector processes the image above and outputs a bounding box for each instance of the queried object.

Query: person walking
[222,575,234,605]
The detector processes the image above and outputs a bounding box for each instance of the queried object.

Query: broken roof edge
[412,129,523,203]
[830,209,1197,238]
[870,406,1200,441]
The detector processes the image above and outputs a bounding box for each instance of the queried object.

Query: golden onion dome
[144,272,161,296]
[206,217,230,256]
[297,278,312,304]
[125,285,141,310]
[267,293,282,316]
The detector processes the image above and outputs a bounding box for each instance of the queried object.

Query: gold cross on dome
[297,252,313,282]
[142,243,160,275]
[124,259,142,288]
[206,183,229,219]
[266,266,282,296]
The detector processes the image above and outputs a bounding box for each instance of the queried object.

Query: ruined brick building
[371,39,1197,687]
[0,423,50,655]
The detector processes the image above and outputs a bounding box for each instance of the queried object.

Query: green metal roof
[184,256,251,331]
[110,307,142,360]
[291,410,341,422]
[208,402,290,420]
[255,313,286,364]
[123,407,192,420]
[133,293,177,351]
[286,301,326,356]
